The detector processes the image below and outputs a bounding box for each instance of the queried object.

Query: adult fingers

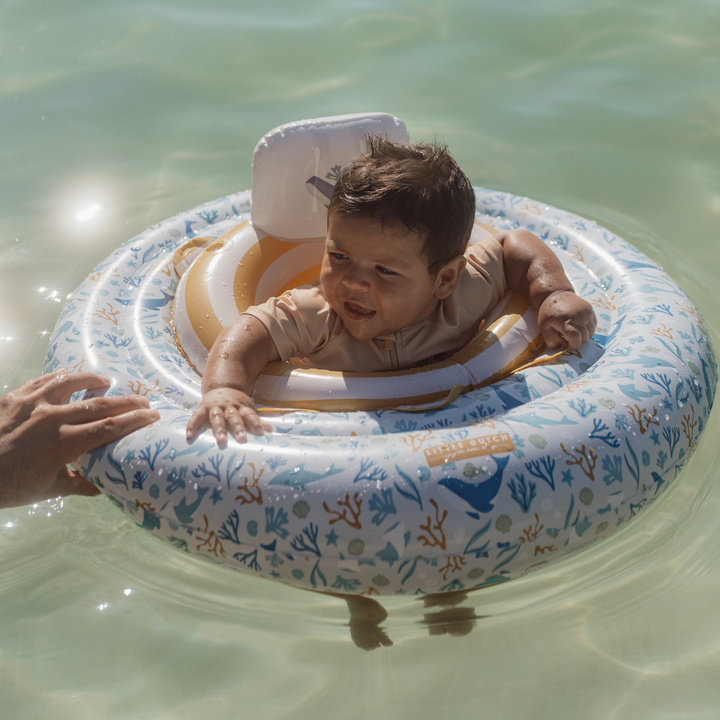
[62,407,160,456]
[50,467,102,499]
[61,394,150,424]
[15,370,67,396]
[43,371,111,405]
[1,370,69,407]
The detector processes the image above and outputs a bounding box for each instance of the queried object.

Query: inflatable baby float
[44,113,716,595]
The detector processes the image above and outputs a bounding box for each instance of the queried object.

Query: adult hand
[0,369,160,509]
[186,387,272,444]
[538,290,597,350]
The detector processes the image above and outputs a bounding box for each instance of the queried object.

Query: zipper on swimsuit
[384,338,399,371]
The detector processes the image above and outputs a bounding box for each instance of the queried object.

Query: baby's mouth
[344,301,376,322]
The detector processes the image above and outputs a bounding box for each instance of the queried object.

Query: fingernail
[148,409,160,420]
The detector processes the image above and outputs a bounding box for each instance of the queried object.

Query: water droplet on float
[205,314,210,319]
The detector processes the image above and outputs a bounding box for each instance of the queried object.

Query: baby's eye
[330,252,348,261]
[376,266,397,276]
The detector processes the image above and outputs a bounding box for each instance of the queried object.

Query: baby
[186,137,596,444]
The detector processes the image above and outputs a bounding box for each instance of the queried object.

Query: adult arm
[0,370,160,509]
[186,315,280,443]
[495,229,597,350]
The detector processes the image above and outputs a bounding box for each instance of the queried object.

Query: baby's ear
[434,255,467,299]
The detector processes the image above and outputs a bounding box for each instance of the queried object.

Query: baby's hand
[186,388,272,444]
[538,290,597,351]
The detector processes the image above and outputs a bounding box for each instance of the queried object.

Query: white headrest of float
[251,113,409,242]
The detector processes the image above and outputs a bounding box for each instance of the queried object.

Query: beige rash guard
[242,236,508,372]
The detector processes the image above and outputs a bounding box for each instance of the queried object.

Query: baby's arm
[495,230,597,350]
[186,315,280,443]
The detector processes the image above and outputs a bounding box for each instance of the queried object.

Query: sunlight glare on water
[1,0,720,718]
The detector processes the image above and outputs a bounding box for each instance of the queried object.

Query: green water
[2,0,720,717]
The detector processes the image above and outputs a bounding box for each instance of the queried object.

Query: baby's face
[320,214,445,341]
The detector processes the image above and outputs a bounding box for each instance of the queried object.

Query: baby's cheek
[318,275,336,301]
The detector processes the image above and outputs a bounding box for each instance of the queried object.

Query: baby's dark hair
[327,135,476,276]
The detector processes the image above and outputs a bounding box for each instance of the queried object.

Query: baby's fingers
[209,409,229,445]
[186,407,209,439]
[583,314,598,343]
[561,321,584,351]
[565,315,596,349]
[241,409,271,437]
[541,318,580,350]
[225,407,247,443]
[542,323,570,349]
[227,409,272,443]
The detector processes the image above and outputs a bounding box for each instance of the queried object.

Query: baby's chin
[345,322,377,341]
[343,317,399,341]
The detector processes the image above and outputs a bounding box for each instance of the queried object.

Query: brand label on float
[423,432,515,467]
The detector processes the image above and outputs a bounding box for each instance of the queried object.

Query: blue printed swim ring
[44,114,717,596]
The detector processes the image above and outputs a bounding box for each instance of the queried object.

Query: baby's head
[327,136,475,275]
[321,137,476,340]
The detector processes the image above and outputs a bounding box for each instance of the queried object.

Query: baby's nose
[342,268,370,289]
